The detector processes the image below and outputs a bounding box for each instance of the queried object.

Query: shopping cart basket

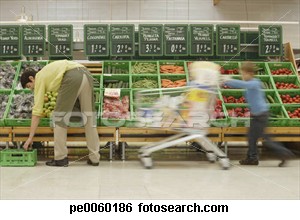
[134,86,230,169]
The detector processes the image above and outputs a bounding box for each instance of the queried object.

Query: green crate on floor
[268,105,289,127]
[0,61,21,90]
[160,74,188,88]
[277,90,300,104]
[159,60,187,75]
[103,61,130,74]
[0,149,37,167]
[100,89,132,127]
[102,74,130,89]
[267,62,297,76]
[0,90,13,126]
[131,61,159,74]
[283,105,300,127]
[272,76,300,90]
[131,75,159,89]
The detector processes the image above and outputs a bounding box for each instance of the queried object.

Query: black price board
[216,25,240,56]
[110,24,135,56]
[139,24,163,56]
[164,25,188,56]
[48,25,73,57]
[259,25,282,56]
[21,25,46,57]
[84,24,109,57]
[189,24,214,56]
[0,25,21,57]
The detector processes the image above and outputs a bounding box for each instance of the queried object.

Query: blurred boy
[223,62,294,166]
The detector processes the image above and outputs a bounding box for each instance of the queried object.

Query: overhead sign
[164,25,188,56]
[84,24,109,57]
[21,25,46,57]
[48,25,73,57]
[110,24,135,56]
[139,24,163,56]
[189,24,214,56]
[216,24,240,56]
[0,25,21,57]
[259,25,282,56]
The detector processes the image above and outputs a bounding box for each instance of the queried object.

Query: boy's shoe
[46,157,69,167]
[239,158,259,165]
[87,159,99,166]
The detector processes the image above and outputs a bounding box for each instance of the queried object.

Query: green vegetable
[267,95,275,103]
[132,78,158,89]
[132,62,157,74]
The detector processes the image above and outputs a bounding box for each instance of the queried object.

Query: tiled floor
[0,160,299,200]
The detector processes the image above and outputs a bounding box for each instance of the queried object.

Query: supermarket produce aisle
[0,160,299,200]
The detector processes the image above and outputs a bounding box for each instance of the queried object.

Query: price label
[21,25,45,57]
[139,24,163,56]
[0,25,21,57]
[110,24,135,56]
[259,25,282,56]
[189,24,214,56]
[216,25,240,56]
[164,25,188,56]
[104,88,121,98]
[84,24,109,57]
[48,25,73,57]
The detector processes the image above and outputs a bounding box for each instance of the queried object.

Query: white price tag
[104,88,121,98]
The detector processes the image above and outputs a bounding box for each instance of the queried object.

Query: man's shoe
[278,159,287,167]
[46,157,69,167]
[87,159,99,166]
[239,158,259,165]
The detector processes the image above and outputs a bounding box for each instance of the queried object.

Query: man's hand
[23,137,33,150]
[219,75,233,84]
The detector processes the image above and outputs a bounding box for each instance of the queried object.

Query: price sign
[110,24,135,56]
[104,88,121,98]
[164,25,188,56]
[259,25,282,56]
[139,24,163,56]
[189,24,214,56]
[84,24,109,57]
[0,25,21,57]
[21,25,46,56]
[48,25,73,57]
[216,25,240,56]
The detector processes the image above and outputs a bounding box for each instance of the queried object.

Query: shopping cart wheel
[206,152,216,163]
[219,158,230,170]
[140,156,153,169]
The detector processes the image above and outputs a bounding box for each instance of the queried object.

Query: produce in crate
[161,79,186,88]
[132,78,158,89]
[20,62,45,74]
[280,94,300,104]
[0,94,9,118]
[42,91,58,118]
[132,62,157,74]
[227,107,251,118]
[271,68,293,75]
[104,65,128,74]
[104,80,129,88]
[287,108,300,118]
[255,67,266,75]
[220,67,239,75]
[160,65,185,74]
[0,63,16,89]
[223,95,246,103]
[9,93,34,119]
[102,95,130,119]
[275,82,299,89]
[212,99,225,119]
[261,81,273,89]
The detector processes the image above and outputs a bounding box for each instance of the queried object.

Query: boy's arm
[224,79,257,89]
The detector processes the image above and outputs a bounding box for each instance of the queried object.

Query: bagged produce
[102,95,130,119]
[0,63,17,89]
[9,93,34,119]
[0,94,9,118]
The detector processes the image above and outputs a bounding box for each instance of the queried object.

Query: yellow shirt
[33,60,84,116]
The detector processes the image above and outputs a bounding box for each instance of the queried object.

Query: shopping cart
[134,86,230,169]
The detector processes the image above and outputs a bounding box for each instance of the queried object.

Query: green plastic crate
[210,92,229,127]
[214,61,240,75]
[272,76,300,90]
[131,75,160,89]
[0,61,21,90]
[256,75,275,89]
[224,104,251,127]
[159,60,187,75]
[91,74,102,89]
[284,105,300,127]
[131,61,159,74]
[0,149,37,167]
[103,61,130,74]
[277,90,300,105]
[100,89,132,127]
[220,90,246,104]
[102,74,130,89]
[267,62,297,76]
[160,74,188,88]
[252,62,269,76]
[268,105,289,127]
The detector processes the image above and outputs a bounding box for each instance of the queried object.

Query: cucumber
[118,81,123,88]
[267,95,275,103]
[107,83,112,88]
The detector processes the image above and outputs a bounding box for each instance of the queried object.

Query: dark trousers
[248,111,294,160]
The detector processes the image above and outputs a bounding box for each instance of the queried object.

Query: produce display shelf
[284,105,300,127]
[272,75,300,90]
[0,149,37,167]
[267,62,297,76]
[277,90,300,105]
